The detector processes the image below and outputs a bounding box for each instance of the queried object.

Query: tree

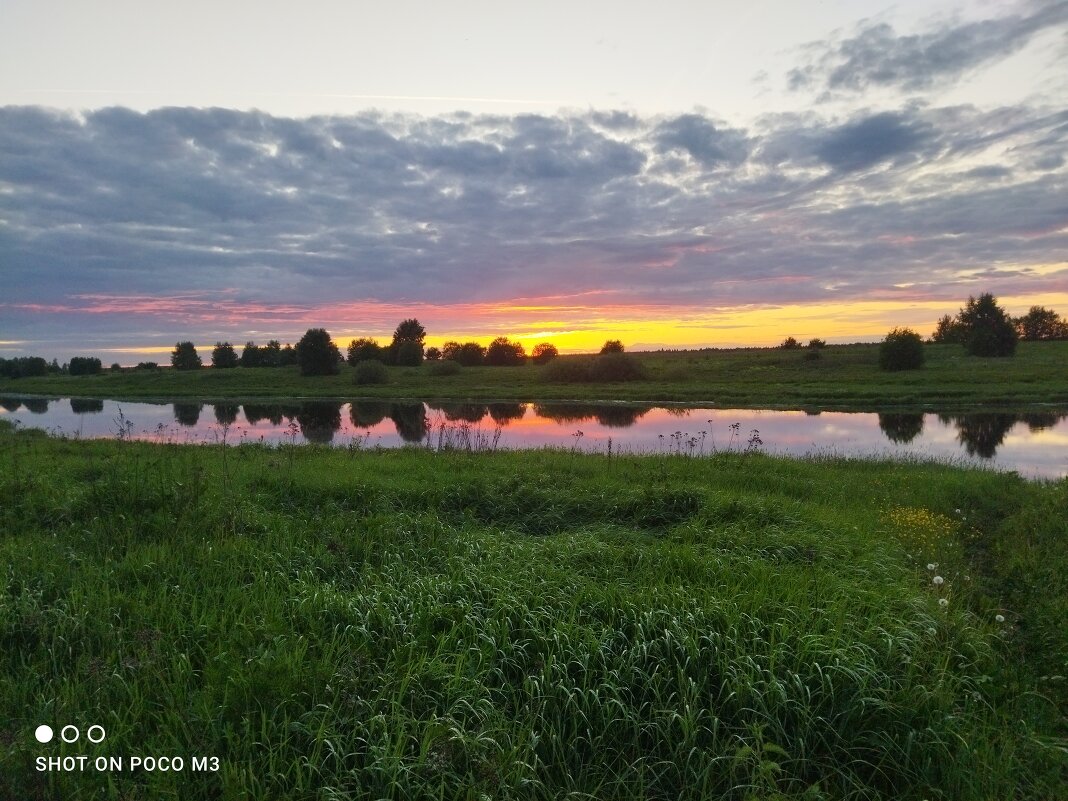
[600,339,625,354]
[931,314,965,344]
[295,328,342,376]
[424,346,441,361]
[531,342,559,365]
[958,293,1017,357]
[171,342,202,370]
[1016,306,1066,341]
[780,337,801,350]
[211,342,239,369]
[879,328,925,371]
[240,341,262,368]
[394,341,424,366]
[68,356,103,376]
[261,340,283,367]
[347,338,384,365]
[389,318,426,364]
[279,344,298,366]
[442,341,486,366]
[485,336,527,366]
[110,362,122,372]
[392,318,427,345]
[807,338,826,349]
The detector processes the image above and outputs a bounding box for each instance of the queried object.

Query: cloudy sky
[2,0,1066,360]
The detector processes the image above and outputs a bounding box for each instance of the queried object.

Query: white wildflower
[933,575,944,585]
[927,563,937,571]
[995,614,1005,623]
[939,598,949,607]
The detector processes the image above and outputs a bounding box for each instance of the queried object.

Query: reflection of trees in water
[173,403,203,427]
[22,398,49,414]
[878,413,924,444]
[532,403,649,429]
[297,402,343,444]
[214,403,239,426]
[487,403,525,425]
[390,403,428,443]
[350,401,390,429]
[243,404,282,425]
[435,403,488,423]
[0,397,21,413]
[940,413,1018,459]
[70,398,105,414]
[532,404,596,424]
[595,406,651,428]
[1020,411,1066,432]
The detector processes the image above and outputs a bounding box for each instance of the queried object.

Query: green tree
[171,342,202,371]
[68,356,103,376]
[424,346,441,361]
[295,329,342,376]
[261,340,283,367]
[879,328,925,371]
[240,341,262,368]
[211,342,239,369]
[600,339,625,354]
[442,341,486,366]
[485,336,527,366]
[959,293,1017,357]
[1016,305,1066,341]
[388,319,426,366]
[531,342,559,365]
[347,338,384,365]
[931,314,965,344]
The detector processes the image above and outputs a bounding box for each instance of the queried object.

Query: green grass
[4,341,1068,409]
[1,421,1065,799]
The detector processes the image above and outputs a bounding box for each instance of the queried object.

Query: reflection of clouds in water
[6,397,1067,478]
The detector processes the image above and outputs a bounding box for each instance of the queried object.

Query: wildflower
[939,598,949,607]
[995,614,1005,623]
[927,563,937,571]
[955,508,961,514]
[927,627,937,635]
[933,576,944,585]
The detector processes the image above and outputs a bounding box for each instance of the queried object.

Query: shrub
[803,349,821,361]
[352,360,389,385]
[879,328,925,371]
[600,339,625,354]
[428,359,462,377]
[540,358,593,384]
[587,352,647,382]
[485,337,526,366]
[347,338,384,365]
[393,341,424,367]
[807,338,826,349]
[443,341,486,366]
[136,361,159,371]
[425,346,441,361]
[295,329,342,376]
[531,342,559,365]
[780,337,801,350]
[110,362,122,372]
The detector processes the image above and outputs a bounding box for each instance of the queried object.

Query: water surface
[2,396,1066,479]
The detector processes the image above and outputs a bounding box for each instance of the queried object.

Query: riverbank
[3,341,1067,409]
[1,421,1064,798]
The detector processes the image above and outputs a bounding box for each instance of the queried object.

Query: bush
[587,352,647,382]
[600,339,625,354]
[347,338,384,365]
[485,337,526,366]
[807,338,826,349]
[352,360,389,385]
[531,343,559,365]
[959,293,1017,357]
[425,346,441,361]
[296,329,342,376]
[393,341,424,367]
[541,353,647,383]
[442,341,486,366]
[879,328,925,371]
[780,337,801,350]
[110,362,122,372]
[803,349,821,361]
[428,359,462,377]
[136,361,159,371]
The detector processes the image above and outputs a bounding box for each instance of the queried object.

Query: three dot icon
[34,724,105,743]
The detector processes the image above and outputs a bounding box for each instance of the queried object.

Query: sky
[1,0,1066,361]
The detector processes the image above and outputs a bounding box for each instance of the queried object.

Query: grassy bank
[3,341,1068,409]
[1,422,1065,799]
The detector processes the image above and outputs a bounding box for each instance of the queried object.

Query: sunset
[3,2,1067,799]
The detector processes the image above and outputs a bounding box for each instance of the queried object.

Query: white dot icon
[35,725,54,743]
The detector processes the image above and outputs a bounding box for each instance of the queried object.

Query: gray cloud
[0,102,1065,355]
[789,1,1068,94]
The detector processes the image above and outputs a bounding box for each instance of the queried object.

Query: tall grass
[0,420,1064,799]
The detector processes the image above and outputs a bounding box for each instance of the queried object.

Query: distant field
[3,341,1068,408]
[1,421,1065,799]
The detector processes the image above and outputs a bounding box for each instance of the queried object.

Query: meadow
[1,420,1065,799]
[3,341,1068,409]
